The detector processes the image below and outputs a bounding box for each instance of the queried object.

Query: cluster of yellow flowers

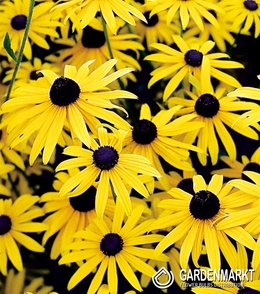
[0,0,260,293]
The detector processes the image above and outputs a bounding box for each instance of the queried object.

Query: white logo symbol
[152,267,174,289]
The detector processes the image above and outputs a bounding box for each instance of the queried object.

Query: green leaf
[3,33,17,63]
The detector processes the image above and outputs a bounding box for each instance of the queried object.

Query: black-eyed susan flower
[52,18,144,86]
[59,203,168,293]
[220,0,260,38]
[0,0,60,60]
[56,127,161,218]
[183,12,236,52]
[145,35,244,100]
[151,174,256,271]
[52,0,147,35]
[0,195,48,275]
[149,0,223,31]
[0,59,136,165]
[121,103,204,190]
[41,169,114,260]
[127,0,180,50]
[168,85,259,166]
[212,147,260,179]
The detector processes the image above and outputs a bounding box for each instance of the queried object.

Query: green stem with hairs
[5,0,35,102]
[227,20,246,57]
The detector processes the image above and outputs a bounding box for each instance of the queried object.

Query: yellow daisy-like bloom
[127,0,180,49]
[52,0,147,35]
[192,243,260,294]
[0,0,60,60]
[228,81,260,127]
[41,169,114,260]
[0,195,48,275]
[3,57,61,87]
[212,147,260,179]
[121,103,204,190]
[56,127,161,218]
[149,0,223,31]
[184,12,236,52]
[145,35,244,100]
[59,203,168,292]
[220,0,260,38]
[151,174,256,271]
[168,85,259,166]
[52,18,143,86]
[0,59,136,165]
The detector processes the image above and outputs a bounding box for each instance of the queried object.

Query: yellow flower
[52,0,147,35]
[151,175,256,271]
[145,35,243,100]
[0,59,136,165]
[168,85,259,165]
[149,0,223,31]
[0,0,61,60]
[0,195,48,275]
[59,203,167,293]
[56,127,161,218]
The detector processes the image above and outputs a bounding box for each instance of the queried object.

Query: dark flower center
[81,26,106,48]
[100,233,124,256]
[0,215,12,235]
[195,94,220,117]
[132,119,157,145]
[189,190,220,220]
[184,50,203,67]
[242,162,260,182]
[30,70,44,80]
[243,0,258,11]
[237,288,259,294]
[177,178,195,195]
[69,186,97,212]
[11,15,27,30]
[142,11,159,27]
[93,146,119,170]
[49,77,80,106]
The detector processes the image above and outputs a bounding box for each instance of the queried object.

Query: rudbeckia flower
[0,195,48,275]
[212,147,260,179]
[56,127,161,218]
[59,203,168,293]
[52,18,143,86]
[128,0,180,49]
[0,59,136,165]
[0,0,61,60]
[151,174,256,271]
[121,103,204,190]
[145,35,244,100]
[41,169,114,260]
[168,85,259,165]
[220,0,260,38]
[52,0,147,35]
[148,0,223,31]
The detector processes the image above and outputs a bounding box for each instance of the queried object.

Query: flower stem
[5,0,35,102]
